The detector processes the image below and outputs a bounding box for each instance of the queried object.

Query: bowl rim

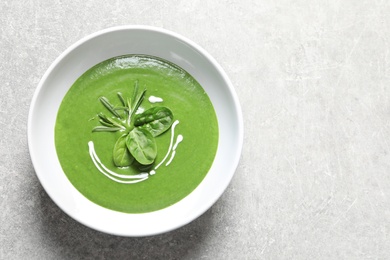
[28,25,244,236]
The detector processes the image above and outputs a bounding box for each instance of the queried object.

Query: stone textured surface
[1,0,390,259]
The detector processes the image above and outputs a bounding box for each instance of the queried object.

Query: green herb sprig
[92,80,174,167]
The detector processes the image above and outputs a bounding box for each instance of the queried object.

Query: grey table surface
[1,0,390,259]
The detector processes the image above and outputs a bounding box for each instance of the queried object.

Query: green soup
[55,55,219,213]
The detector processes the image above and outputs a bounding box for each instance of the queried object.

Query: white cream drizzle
[166,151,176,166]
[154,120,180,170]
[148,96,163,103]
[88,141,148,184]
[135,107,144,114]
[166,135,183,166]
[88,120,183,184]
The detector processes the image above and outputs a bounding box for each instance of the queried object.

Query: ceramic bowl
[28,25,243,236]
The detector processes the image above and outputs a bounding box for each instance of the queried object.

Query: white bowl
[28,25,243,236]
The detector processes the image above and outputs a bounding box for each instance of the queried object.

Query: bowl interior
[28,26,243,236]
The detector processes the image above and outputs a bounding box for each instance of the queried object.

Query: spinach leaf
[126,128,157,165]
[113,134,134,167]
[134,107,173,137]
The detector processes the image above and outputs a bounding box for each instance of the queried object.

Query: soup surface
[55,55,219,213]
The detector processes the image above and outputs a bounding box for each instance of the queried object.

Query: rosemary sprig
[117,92,126,107]
[93,81,146,133]
[99,97,122,118]
[92,126,123,132]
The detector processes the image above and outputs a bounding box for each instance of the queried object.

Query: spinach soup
[55,55,219,213]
